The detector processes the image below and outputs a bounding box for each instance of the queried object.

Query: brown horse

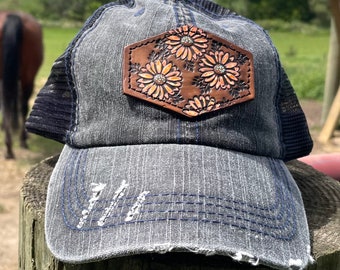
[0,11,43,159]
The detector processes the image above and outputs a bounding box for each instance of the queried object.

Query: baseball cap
[26,0,314,269]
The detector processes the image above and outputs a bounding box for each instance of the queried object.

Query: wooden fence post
[321,19,340,124]
[319,0,340,140]
[19,156,340,270]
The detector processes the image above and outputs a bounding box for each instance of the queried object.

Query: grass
[36,26,80,85]
[269,31,330,100]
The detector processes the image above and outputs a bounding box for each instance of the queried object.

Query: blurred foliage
[0,0,112,21]
[215,0,330,27]
[0,0,332,27]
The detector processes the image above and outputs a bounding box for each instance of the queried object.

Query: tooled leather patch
[123,25,255,117]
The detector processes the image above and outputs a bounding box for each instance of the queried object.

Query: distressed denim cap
[26,0,314,269]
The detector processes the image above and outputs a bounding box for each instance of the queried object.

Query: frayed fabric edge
[147,245,260,266]
[230,251,260,266]
[288,245,315,270]
[146,245,315,270]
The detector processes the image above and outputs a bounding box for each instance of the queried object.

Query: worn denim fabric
[26,0,313,269]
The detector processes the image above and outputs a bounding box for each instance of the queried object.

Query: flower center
[181,35,194,47]
[153,74,167,85]
[214,64,226,75]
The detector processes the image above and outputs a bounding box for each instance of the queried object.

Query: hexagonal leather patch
[123,25,255,117]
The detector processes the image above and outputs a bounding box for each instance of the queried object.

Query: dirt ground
[0,99,339,270]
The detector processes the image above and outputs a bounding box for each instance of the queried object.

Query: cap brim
[45,144,311,269]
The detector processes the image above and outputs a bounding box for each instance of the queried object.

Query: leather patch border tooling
[123,25,255,117]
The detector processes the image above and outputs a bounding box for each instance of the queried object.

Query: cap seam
[64,1,134,145]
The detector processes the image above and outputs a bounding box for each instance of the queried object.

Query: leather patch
[123,25,255,117]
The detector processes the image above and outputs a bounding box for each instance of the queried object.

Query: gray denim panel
[69,0,282,158]
[45,144,311,269]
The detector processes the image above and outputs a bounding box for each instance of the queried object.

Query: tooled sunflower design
[165,25,208,61]
[199,50,240,90]
[182,95,220,117]
[137,59,182,100]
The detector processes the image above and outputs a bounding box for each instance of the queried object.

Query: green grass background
[270,31,329,100]
[36,26,80,82]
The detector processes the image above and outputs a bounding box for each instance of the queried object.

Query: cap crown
[26,0,312,161]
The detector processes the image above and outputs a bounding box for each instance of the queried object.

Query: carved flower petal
[167,76,182,82]
[225,76,236,86]
[171,44,182,54]
[167,35,181,41]
[155,60,163,73]
[166,71,181,78]
[156,86,164,100]
[182,25,189,32]
[147,84,157,96]
[162,63,173,75]
[199,67,213,72]
[192,45,202,56]
[226,73,238,81]
[201,71,215,78]
[189,99,198,109]
[227,69,240,76]
[187,49,193,61]
[181,47,188,59]
[141,82,153,93]
[138,73,154,79]
[138,79,153,85]
[166,40,181,46]
[167,81,181,87]
[202,55,215,66]
[194,97,202,108]
[226,62,238,68]
[209,76,219,87]
[148,62,157,74]
[163,84,174,95]
[207,98,216,110]
[195,42,208,49]
[199,96,207,107]
[221,52,230,64]
[217,76,225,89]
[215,77,221,89]
[183,110,199,117]
[176,46,185,58]
[204,74,217,83]
[214,51,221,63]
[194,37,208,43]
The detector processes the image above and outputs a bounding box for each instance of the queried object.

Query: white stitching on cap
[97,180,129,227]
[77,183,107,229]
[125,190,150,221]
